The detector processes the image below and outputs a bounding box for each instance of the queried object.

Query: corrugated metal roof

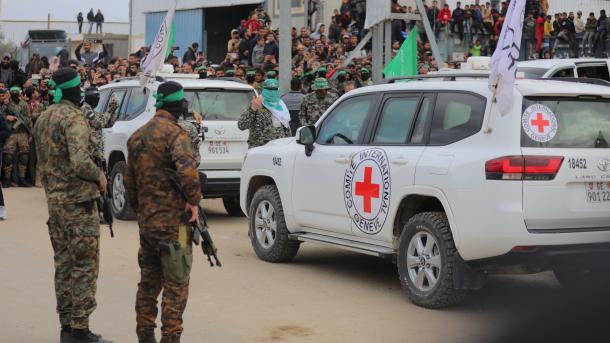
[139,0,262,13]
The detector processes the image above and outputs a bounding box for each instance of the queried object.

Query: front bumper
[467,243,610,273]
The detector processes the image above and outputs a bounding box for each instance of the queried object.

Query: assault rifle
[5,105,32,136]
[167,169,221,267]
[98,160,114,237]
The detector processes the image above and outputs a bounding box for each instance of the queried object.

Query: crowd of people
[3,0,610,218]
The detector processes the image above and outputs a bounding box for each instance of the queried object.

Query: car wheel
[554,267,610,291]
[109,161,136,220]
[223,196,244,217]
[397,212,467,308]
[249,185,299,262]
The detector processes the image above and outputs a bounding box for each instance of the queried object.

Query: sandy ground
[1,188,608,343]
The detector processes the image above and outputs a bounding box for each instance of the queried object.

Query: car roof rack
[539,77,610,87]
[380,72,491,84]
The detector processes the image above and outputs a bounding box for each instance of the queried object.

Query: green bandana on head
[48,75,81,103]
[153,89,185,108]
[261,79,281,111]
[311,77,330,90]
[9,86,20,93]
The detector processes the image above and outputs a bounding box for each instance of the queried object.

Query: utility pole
[279,0,291,94]
[47,13,51,29]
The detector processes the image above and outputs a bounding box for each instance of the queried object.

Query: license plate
[585,182,610,203]
[207,141,229,154]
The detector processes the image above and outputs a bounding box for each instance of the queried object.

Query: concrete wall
[0,20,128,44]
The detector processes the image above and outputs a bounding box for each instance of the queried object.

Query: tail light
[485,156,564,181]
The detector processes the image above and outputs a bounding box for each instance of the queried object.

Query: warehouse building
[129,0,340,63]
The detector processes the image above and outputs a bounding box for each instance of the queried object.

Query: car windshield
[185,89,254,121]
[517,67,548,79]
[522,97,610,148]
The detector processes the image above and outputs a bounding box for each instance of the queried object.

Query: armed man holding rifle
[2,86,32,187]
[124,81,202,343]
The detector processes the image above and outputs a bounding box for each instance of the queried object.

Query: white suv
[100,74,255,219]
[240,73,610,308]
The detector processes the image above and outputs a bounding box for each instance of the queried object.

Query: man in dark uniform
[33,67,111,343]
[125,81,202,343]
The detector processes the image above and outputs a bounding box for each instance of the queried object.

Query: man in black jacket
[86,9,95,34]
[95,10,104,34]
[595,10,608,57]
[182,42,198,65]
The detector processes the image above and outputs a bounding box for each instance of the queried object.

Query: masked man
[299,78,338,126]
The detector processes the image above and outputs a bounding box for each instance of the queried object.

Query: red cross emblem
[355,166,380,214]
[531,112,550,133]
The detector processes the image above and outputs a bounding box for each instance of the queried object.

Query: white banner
[140,0,177,86]
[364,0,391,29]
[488,0,526,115]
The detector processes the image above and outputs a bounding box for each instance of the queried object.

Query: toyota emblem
[598,158,610,173]
[214,127,226,135]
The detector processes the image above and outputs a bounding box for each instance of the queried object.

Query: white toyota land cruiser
[240,73,610,308]
[100,74,255,219]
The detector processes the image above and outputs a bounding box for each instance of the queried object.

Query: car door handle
[391,158,409,166]
[334,156,350,164]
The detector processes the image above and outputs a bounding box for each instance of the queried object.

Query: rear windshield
[185,89,254,121]
[517,67,548,78]
[521,97,610,148]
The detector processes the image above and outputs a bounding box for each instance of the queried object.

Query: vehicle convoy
[101,73,255,219]
[240,73,610,308]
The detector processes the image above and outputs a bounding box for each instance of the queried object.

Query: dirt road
[1,188,607,343]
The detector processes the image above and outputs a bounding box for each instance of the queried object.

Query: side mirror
[296,125,316,157]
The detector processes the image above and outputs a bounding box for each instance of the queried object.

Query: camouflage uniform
[125,109,201,342]
[2,99,32,180]
[28,100,46,124]
[238,106,289,148]
[32,100,102,331]
[177,119,200,168]
[299,91,338,126]
[82,102,117,164]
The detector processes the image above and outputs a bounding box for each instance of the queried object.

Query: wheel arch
[107,150,126,172]
[245,174,277,213]
[393,187,460,249]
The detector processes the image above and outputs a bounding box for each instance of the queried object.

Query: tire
[397,212,467,309]
[109,161,136,220]
[249,185,300,262]
[554,267,610,292]
[223,196,244,217]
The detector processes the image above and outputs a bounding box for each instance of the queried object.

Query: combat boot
[70,329,113,343]
[60,325,71,343]
[137,329,157,343]
[18,177,32,188]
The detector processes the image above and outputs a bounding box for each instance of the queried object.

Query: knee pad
[17,152,29,165]
[2,153,13,165]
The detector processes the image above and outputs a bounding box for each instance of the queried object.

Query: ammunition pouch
[159,241,193,284]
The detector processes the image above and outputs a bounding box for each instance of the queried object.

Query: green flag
[165,23,175,59]
[383,28,419,78]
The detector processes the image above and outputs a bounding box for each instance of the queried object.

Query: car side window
[551,68,574,78]
[577,65,610,81]
[409,96,432,144]
[106,89,127,118]
[372,96,421,144]
[95,89,110,113]
[428,92,486,145]
[122,88,149,121]
[317,95,374,145]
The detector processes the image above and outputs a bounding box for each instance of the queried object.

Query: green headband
[9,86,21,92]
[48,75,81,103]
[154,89,185,108]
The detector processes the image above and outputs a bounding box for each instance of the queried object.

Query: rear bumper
[201,177,240,198]
[467,243,610,273]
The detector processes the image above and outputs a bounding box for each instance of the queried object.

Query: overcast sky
[1,0,129,22]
